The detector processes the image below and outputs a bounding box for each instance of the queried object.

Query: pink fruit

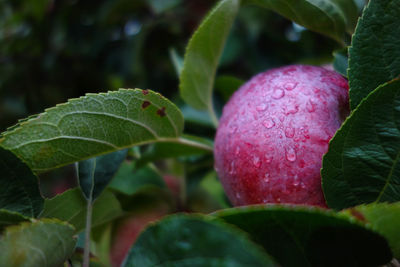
[214,65,349,207]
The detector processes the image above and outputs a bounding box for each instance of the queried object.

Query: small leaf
[123,214,277,267]
[343,202,400,258]
[322,79,400,210]
[78,149,127,201]
[243,0,358,43]
[0,89,184,172]
[0,218,76,267]
[40,188,122,233]
[348,0,400,109]
[215,205,392,267]
[180,105,214,127]
[0,209,29,232]
[333,48,349,77]
[0,147,43,217]
[136,135,213,167]
[109,163,166,196]
[179,0,240,124]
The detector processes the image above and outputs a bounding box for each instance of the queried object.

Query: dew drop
[252,156,261,168]
[272,88,285,99]
[306,99,316,112]
[285,147,297,162]
[265,155,273,164]
[293,178,300,186]
[284,105,299,115]
[285,127,295,138]
[256,103,267,111]
[264,173,270,183]
[235,146,240,155]
[236,192,241,199]
[262,118,275,129]
[229,161,235,175]
[284,82,298,91]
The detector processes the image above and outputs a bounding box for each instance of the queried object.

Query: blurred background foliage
[0,0,339,133]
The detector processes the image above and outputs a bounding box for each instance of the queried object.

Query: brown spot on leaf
[350,209,367,222]
[142,101,151,109]
[157,107,166,117]
[142,89,149,95]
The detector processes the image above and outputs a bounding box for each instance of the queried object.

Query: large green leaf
[215,205,392,267]
[243,0,358,42]
[40,188,122,233]
[78,149,127,201]
[0,147,43,217]
[343,202,400,258]
[322,79,400,210]
[123,215,276,267]
[0,209,29,232]
[0,89,184,172]
[0,218,76,267]
[179,0,240,126]
[348,0,400,109]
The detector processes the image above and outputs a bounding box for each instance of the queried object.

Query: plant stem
[83,198,93,267]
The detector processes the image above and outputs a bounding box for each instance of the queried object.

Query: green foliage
[322,79,400,210]
[0,89,184,172]
[243,0,358,43]
[216,205,392,267]
[123,215,277,267]
[0,219,76,267]
[0,147,43,217]
[333,48,348,77]
[78,149,127,201]
[109,163,166,195]
[348,0,400,109]
[343,202,400,258]
[0,209,29,232]
[40,188,122,233]
[179,0,240,125]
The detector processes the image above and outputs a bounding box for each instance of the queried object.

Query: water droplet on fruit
[256,104,267,111]
[272,88,285,99]
[264,173,270,182]
[300,182,306,189]
[306,99,316,112]
[284,105,299,115]
[252,156,261,168]
[265,155,273,163]
[284,82,298,91]
[285,147,297,162]
[229,161,235,174]
[285,127,295,138]
[235,146,240,155]
[236,192,241,199]
[262,118,275,129]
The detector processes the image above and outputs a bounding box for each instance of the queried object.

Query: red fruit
[214,65,349,207]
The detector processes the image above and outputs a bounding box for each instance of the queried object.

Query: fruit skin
[214,65,349,207]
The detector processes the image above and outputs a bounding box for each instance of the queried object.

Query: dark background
[0,0,338,133]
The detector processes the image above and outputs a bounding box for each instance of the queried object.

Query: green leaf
[179,0,240,126]
[243,0,358,43]
[216,205,392,267]
[136,135,213,167]
[123,214,276,267]
[78,149,127,201]
[0,89,184,172]
[0,147,43,217]
[109,163,166,196]
[0,209,30,232]
[322,79,400,210]
[180,105,214,127]
[343,202,400,258]
[333,48,348,77]
[215,75,245,102]
[40,188,123,233]
[348,0,400,110]
[0,218,76,267]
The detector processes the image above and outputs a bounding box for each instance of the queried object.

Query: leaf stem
[83,198,93,267]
